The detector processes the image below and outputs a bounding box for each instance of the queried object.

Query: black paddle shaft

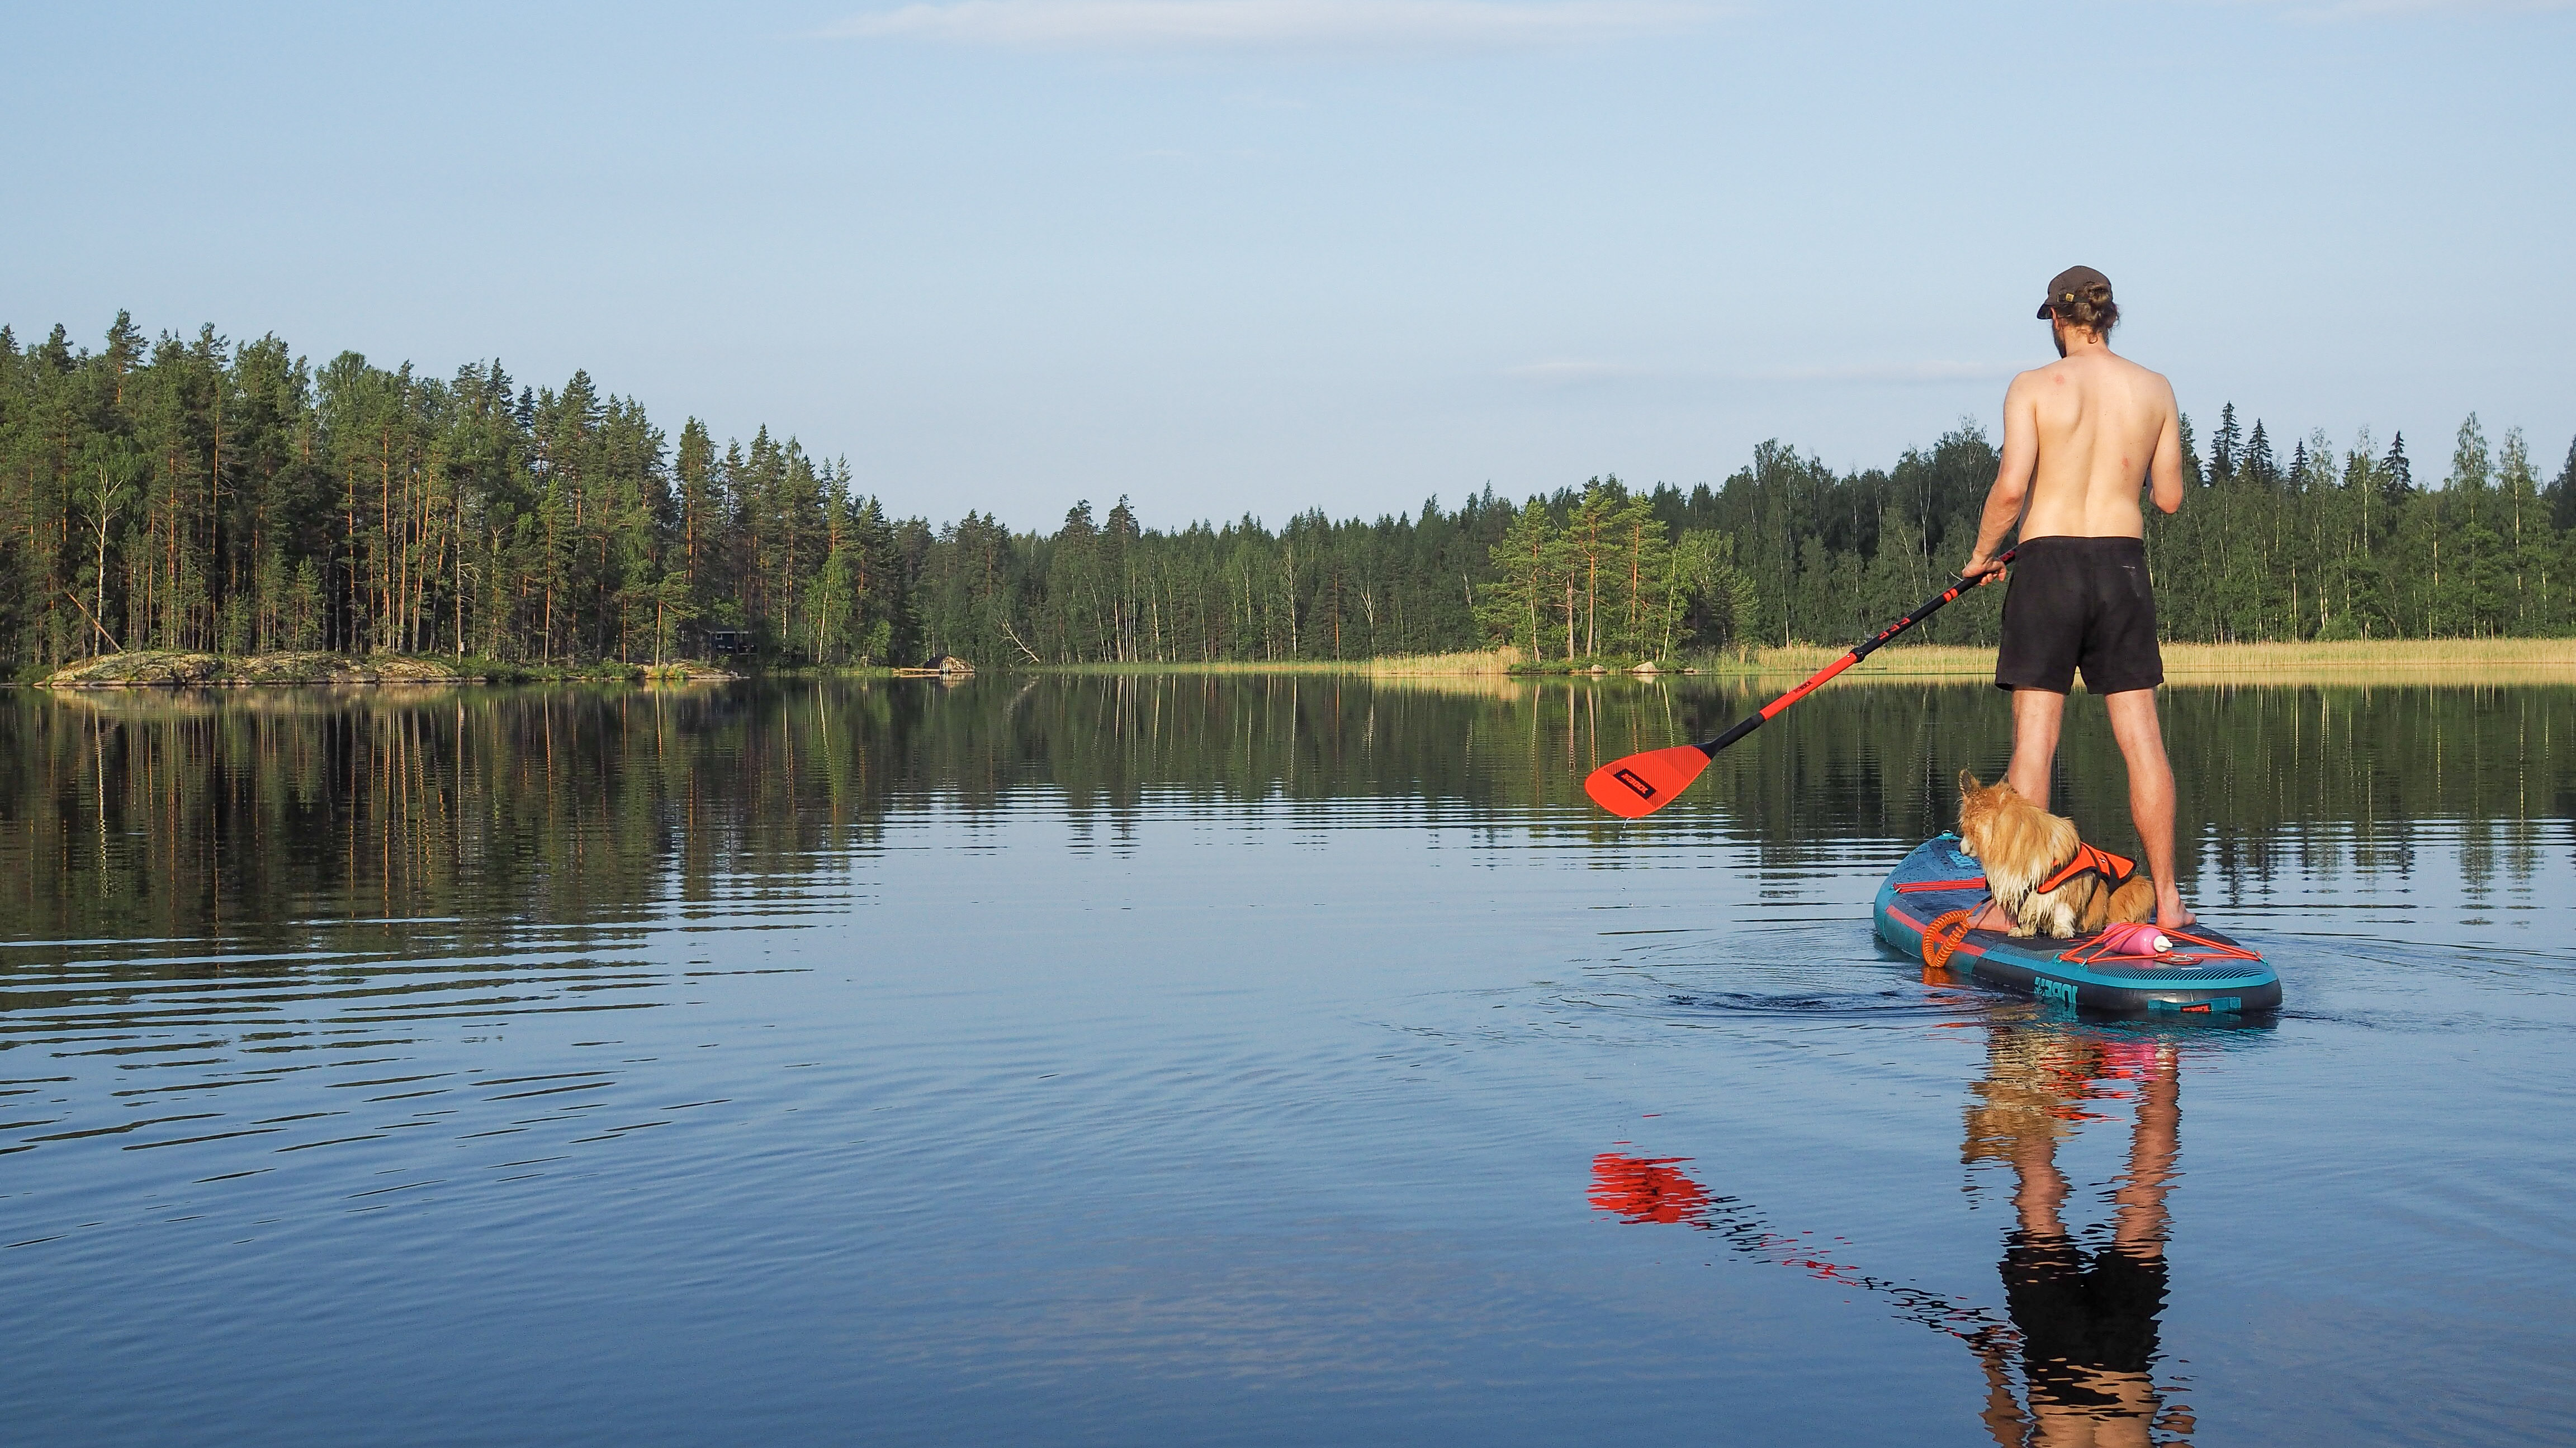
[1694,548,2018,759]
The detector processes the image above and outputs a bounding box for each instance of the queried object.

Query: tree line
[4,313,2572,673]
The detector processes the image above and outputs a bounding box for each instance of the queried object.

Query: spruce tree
[2553,435,2576,532]
[2212,403,2241,482]
[2244,420,2276,487]
[2383,433,2414,507]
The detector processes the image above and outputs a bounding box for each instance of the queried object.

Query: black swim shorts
[1993,536,2163,695]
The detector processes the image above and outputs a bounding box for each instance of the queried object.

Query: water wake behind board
[1874,835,2280,1015]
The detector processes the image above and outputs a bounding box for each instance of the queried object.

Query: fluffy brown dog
[1955,770,2157,938]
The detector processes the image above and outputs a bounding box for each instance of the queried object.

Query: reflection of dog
[1956,771,2156,938]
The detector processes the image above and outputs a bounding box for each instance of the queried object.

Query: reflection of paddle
[1583,549,2018,819]
[1589,1152,2020,1349]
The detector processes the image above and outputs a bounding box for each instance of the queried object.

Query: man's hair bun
[2053,284,2118,335]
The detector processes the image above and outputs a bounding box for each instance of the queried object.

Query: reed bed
[1726,637,2576,685]
[1054,638,2576,690]
[1044,648,1526,676]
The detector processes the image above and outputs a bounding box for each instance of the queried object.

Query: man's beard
[2052,322,2068,358]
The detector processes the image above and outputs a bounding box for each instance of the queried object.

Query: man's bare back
[1994,346,2185,542]
[1961,268,2195,932]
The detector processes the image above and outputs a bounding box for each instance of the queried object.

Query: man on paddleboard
[1961,267,2195,932]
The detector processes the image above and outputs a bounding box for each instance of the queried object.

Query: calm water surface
[2,676,2570,1445]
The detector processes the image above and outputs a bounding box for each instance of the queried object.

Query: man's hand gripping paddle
[1583,550,2017,820]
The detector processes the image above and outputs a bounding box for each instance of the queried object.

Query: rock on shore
[41,652,473,687]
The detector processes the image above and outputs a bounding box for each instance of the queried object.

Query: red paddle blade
[1583,745,1711,819]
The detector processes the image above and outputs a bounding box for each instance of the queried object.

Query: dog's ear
[1957,768,1980,797]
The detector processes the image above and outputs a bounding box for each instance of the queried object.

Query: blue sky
[11,1,2571,530]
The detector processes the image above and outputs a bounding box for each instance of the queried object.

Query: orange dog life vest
[2037,841,2141,894]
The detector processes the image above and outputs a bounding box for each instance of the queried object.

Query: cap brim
[2036,303,2053,319]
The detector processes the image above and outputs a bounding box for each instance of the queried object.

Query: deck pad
[1873,834,2281,1014]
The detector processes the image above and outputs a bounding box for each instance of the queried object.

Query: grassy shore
[1041,649,1528,677]
[1721,637,2576,682]
[1038,638,2576,683]
[34,639,2576,689]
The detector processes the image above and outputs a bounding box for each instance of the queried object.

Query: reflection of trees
[2,677,2562,949]
[0,685,905,950]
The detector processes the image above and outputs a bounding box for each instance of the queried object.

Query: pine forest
[5,314,2574,676]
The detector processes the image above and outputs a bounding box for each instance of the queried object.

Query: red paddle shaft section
[1581,550,2014,819]
[1757,651,1861,720]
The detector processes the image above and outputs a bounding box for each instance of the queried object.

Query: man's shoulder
[2015,352,2172,393]
[2105,350,2173,391]
[2004,359,2063,397]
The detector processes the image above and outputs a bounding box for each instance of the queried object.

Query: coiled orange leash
[1921,909,1978,971]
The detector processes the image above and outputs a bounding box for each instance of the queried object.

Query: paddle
[1583,548,2018,819]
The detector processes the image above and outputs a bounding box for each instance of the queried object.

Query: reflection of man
[1964,1026,2182,1445]
[1962,266,2194,933]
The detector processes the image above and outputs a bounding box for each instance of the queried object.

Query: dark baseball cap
[2037,265,2112,319]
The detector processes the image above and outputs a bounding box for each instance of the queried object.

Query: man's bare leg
[1971,690,2070,930]
[2105,688,2195,929]
[2006,689,2064,809]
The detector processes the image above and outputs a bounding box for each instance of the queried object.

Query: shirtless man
[1962,266,2194,931]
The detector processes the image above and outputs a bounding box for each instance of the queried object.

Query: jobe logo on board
[2034,977,2079,1005]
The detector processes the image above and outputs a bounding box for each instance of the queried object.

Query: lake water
[3,675,2570,1445]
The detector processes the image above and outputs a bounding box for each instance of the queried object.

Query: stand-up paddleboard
[1874,835,2280,1015]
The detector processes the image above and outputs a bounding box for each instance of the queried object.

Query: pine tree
[2212,403,2241,482]
[1476,498,1561,661]
[675,418,717,644]
[2383,433,2414,507]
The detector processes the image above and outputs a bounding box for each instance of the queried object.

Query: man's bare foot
[2155,896,2197,932]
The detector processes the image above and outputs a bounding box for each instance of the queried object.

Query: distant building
[926,654,974,676]
[705,629,753,657]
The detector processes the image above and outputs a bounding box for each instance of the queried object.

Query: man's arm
[2148,382,2184,515]
[1962,373,2037,578]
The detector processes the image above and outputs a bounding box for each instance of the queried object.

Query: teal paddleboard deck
[1873,834,2281,1015]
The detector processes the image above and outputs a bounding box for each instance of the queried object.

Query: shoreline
[1618,637,2576,682]
[31,651,748,688]
[26,638,2576,689]
[1035,637,2576,682]
[1722,638,2576,681]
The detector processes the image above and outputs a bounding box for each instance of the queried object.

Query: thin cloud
[2294,0,2572,13]
[1503,359,1650,383]
[1735,361,2021,385]
[825,1,1719,52]
[2183,0,2571,15]
[1503,359,2020,387]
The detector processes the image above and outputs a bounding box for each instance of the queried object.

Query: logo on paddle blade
[1612,768,1657,800]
